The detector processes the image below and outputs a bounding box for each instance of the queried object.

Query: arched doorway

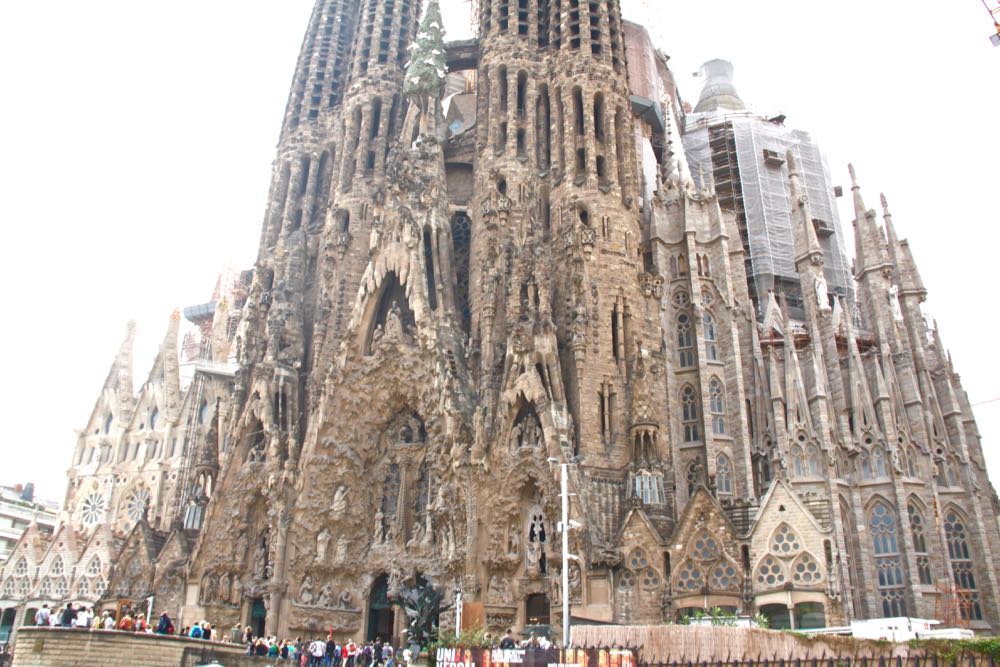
[0,607,16,642]
[250,598,266,638]
[24,608,38,628]
[367,575,395,642]
[525,593,550,626]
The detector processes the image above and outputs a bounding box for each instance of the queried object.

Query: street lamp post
[559,462,569,648]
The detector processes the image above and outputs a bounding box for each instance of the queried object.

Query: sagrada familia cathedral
[2,0,999,643]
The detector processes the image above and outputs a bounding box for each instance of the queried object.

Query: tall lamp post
[548,457,578,648]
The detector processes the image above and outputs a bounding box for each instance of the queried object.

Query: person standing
[34,605,50,626]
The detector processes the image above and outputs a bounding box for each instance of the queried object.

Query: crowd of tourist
[238,633,414,667]
[25,603,421,667]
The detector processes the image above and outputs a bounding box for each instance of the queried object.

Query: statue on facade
[316,528,331,563]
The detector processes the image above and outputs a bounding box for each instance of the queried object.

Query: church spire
[881,193,927,300]
[104,320,137,418]
[787,150,823,263]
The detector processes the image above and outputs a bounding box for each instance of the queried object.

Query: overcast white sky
[1,1,998,504]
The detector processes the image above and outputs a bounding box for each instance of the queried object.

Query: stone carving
[487,574,512,605]
[298,576,315,605]
[315,528,331,563]
[330,486,348,514]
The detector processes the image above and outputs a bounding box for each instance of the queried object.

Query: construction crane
[981,0,1000,45]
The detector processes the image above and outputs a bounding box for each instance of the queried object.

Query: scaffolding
[683,113,854,312]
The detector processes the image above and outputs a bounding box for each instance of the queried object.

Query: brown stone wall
[10,627,257,667]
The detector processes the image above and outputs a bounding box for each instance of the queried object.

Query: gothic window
[17,579,29,597]
[38,578,52,598]
[771,523,802,555]
[676,560,704,592]
[716,454,733,495]
[53,578,68,598]
[907,502,933,585]
[2,578,14,597]
[869,501,906,617]
[703,313,719,361]
[198,400,209,425]
[149,407,159,430]
[860,450,874,480]
[94,578,107,596]
[126,488,150,525]
[677,314,695,368]
[423,226,438,311]
[709,563,739,591]
[946,457,961,487]
[50,558,64,577]
[103,414,113,434]
[792,445,805,477]
[709,379,725,435]
[944,509,983,620]
[791,553,823,586]
[691,532,720,561]
[681,386,699,442]
[77,578,89,597]
[907,445,919,477]
[633,473,664,505]
[672,290,689,308]
[872,445,888,478]
[806,444,822,476]
[80,493,107,528]
[756,556,786,588]
[86,557,101,577]
[451,212,472,335]
[616,568,634,590]
[14,558,27,577]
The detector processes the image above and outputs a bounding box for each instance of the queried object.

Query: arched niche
[508,400,544,451]
[365,271,416,355]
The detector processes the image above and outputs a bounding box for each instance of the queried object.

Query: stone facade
[4,0,1000,645]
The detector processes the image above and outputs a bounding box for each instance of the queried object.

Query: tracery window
[14,558,27,577]
[677,314,695,368]
[709,563,739,591]
[907,445,919,477]
[2,578,14,597]
[86,557,102,577]
[792,553,823,586]
[715,454,733,495]
[77,578,90,597]
[872,445,888,478]
[676,560,704,592]
[756,555,786,588]
[771,523,801,555]
[38,578,52,598]
[792,445,805,477]
[708,378,725,435]
[633,473,664,505]
[944,509,983,620]
[80,492,107,528]
[869,501,906,617]
[53,578,68,597]
[703,313,718,361]
[907,502,933,585]
[806,444,822,475]
[50,558,64,576]
[691,532,720,560]
[126,488,150,525]
[682,386,700,442]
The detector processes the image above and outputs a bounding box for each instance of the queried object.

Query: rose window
[692,532,720,560]
[126,488,151,524]
[80,493,107,527]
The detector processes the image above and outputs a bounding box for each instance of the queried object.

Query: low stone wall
[10,626,272,667]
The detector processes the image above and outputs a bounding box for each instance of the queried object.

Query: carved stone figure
[315,528,331,563]
[298,576,315,605]
[317,582,334,607]
[330,486,348,514]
